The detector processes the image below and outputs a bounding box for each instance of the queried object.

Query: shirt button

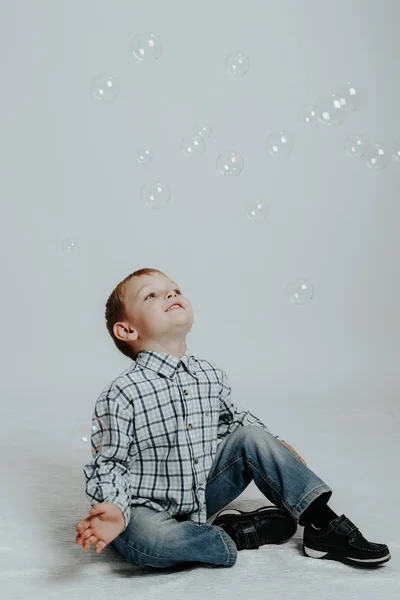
[194,458,199,464]
[187,424,193,430]
[183,389,189,396]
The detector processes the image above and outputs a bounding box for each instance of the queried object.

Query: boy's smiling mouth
[165,303,183,312]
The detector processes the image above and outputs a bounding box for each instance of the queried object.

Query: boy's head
[105,268,193,360]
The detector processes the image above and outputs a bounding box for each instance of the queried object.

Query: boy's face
[115,273,194,350]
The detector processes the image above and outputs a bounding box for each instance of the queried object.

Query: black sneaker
[303,514,391,567]
[213,506,297,551]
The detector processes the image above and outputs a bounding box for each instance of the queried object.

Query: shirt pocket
[203,382,220,429]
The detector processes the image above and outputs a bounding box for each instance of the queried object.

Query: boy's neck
[136,339,188,360]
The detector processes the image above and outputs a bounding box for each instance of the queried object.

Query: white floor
[1,406,398,600]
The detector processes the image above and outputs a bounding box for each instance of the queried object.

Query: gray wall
[1,0,399,452]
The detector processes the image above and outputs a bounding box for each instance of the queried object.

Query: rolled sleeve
[83,391,134,531]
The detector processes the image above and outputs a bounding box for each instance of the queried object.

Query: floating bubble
[365,143,390,170]
[181,135,206,157]
[266,131,293,157]
[286,279,314,304]
[91,75,120,102]
[298,105,319,127]
[62,238,78,253]
[137,146,153,164]
[81,417,105,453]
[316,94,345,126]
[225,53,250,76]
[245,199,269,222]
[193,124,212,139]
[216,151,244,175]
[131,32,162,62]
[141,180,171,208]
[392,140,400,162]
[344,134,369,159]
[335,81,361,112]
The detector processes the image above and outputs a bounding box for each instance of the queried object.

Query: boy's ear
[113,321,138,342]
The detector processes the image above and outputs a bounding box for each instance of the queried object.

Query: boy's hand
[280,440,307,465]
[75,502,125,554]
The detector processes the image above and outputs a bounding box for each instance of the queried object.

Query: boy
[76,268,391,569]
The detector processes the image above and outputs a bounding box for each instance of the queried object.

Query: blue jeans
[110,426,332,568]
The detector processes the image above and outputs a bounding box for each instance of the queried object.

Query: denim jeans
[110,426,332,569]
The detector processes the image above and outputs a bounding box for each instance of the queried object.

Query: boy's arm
[83,390,134,532]
[217,369,284,442]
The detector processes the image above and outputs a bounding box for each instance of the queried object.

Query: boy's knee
[236,425,273,446]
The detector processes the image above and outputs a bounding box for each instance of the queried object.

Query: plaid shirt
[83,350,281,531]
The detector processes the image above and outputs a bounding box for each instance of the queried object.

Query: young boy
[75,268,391,569]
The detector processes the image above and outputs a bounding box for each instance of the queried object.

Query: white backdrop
[1,0,399,596]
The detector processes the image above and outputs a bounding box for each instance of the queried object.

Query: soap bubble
[365,143,390,170]
[62,238,78,253]
[181,135,206,157]
[286,279,314,304]
[344,134,369,159]
[141,180,171,208]
[137,146,153,164]
[245,199,269,222]
[225,53,250,76]
[316,94,345,126]
[91,75,120,102]
[81,417,105,453]
[266,131,293,156]
[335,81,361,112]
[392,140,400,162]
[193,124,212,139]
[216,151,244,175]
[298,105,319,127]
[131,32,162,61]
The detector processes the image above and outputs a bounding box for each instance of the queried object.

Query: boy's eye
[144,289,181,301]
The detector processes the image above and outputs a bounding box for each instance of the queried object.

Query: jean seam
[245,459,331,517]
[215,526,236,565]
[246,455,284,495]
[207,454,248,483]
[292,483,332,515]
[208,453,283,497]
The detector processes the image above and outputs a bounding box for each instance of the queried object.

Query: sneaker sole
[303,545,391,567]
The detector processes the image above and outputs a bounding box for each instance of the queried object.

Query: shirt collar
[136,349,198,379]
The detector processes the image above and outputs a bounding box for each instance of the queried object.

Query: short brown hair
[105,267,166,360]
